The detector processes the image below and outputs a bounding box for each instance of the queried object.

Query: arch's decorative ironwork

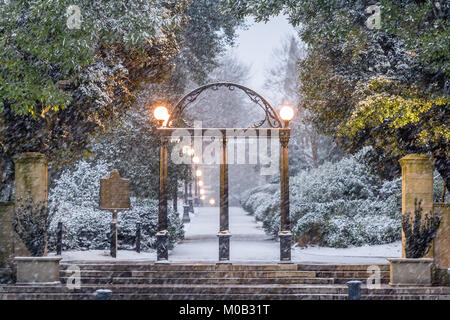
[167,82,283,128]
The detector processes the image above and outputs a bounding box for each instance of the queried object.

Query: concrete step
[59,277,334,285]
[333,278,389,284]
[297,264,390,272]
[2,284,449,295]
[59,270,316,278]
[59,263,389,272]
[1,292,448,300]
[316,271,390,278]
[59,263,298,272]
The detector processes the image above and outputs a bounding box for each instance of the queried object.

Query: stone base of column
[188,199,194,213]
[217,231,231,262]
[182,205,191,223]
[279,231,293,263]
[156,230,169,262]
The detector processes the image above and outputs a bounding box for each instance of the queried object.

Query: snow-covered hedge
[240,149,402,248]
[48,160,184,251]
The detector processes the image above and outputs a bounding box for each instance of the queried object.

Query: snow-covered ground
[57,207,401,264]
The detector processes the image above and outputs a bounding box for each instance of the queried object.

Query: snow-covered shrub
[240,183,278,217]
[48,160,184,251]
[241,149,402,247]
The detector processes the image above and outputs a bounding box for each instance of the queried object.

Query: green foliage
[224,0,450,187]
[0,0,187,115]
[402,199,441,258]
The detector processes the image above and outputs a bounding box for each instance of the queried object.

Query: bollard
[347,280,362,300]
[95,289,112,300]
[56,222,63,255]
[182,204,191,223]
[135,223,141,253]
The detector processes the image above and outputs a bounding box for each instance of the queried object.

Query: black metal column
[173,181,178,213]
[279,128,292,262]
[194,164,199,206]
[218,137,231,262]
[157,136,169,262]
[188,182,194,213]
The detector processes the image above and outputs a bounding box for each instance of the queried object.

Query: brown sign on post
[100,170,130,211]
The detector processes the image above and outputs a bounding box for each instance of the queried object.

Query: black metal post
[157,136,169,261]
[56,222,63,256]
[182,204,191,223]
[110,222,117,258]
[279,128,292,262]
[173,181,178,213]
[218,137,231,262]
[184,179,188,204]
[347,281,362,300]
[135,223,141,253]
[194,164,199,206]
[188,182,194,213]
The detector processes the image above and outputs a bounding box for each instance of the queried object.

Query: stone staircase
[0,262,449,300]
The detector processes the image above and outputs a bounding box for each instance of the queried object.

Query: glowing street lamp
[196,169,202,177]
[153,105,170,127]
[279,105,294,127]
[200,189,205,195]
[192,156,200,164]
[209,198,216,206]
[198,181,204,187]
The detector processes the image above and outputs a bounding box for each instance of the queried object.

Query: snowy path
[170,206,279,262]
[58,206,401,264]
[170,206,400,264]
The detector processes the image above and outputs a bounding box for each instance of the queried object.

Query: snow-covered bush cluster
[47,160,184,251]
[241,149,402,248]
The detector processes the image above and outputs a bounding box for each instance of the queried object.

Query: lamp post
[218,137,231,262]
[154,105,170,262]
[279,105,294,263]
[193,156,200,206]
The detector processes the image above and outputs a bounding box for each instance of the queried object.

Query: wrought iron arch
[167,82,283,128]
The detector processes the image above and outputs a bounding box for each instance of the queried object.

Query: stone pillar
[433,203,449,269]
[12,152,48,205]
[398,154,434,258]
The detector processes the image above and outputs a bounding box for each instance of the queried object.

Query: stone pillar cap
[12,152,48,163]
[399,154,433,165]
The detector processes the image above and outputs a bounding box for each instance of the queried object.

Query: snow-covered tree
[225,0,450,191]
[264,35,343,172]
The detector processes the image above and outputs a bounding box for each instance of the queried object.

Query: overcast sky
[226,15,297,100]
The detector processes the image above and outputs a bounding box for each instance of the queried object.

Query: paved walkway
[171,207,400,264]
[171,206,279,262]
[58,206,400,264]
